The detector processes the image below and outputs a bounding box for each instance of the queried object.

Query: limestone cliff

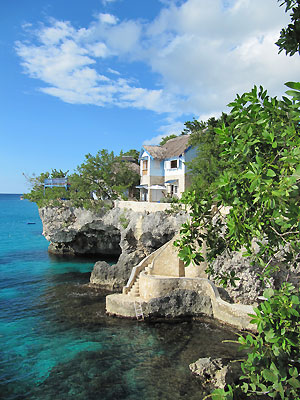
[39,202,187,290]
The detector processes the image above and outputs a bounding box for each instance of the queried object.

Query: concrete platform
[106,276,255,331]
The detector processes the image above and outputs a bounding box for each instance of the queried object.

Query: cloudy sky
[1,0,299,193]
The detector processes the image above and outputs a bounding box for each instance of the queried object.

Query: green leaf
[244,171,255,179]
[267,169,276,177]
[285,81,300,90]
[288,377,300,389]
[263,288,274,298]
[286,89,300,98]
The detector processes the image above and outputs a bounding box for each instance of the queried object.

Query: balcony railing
[44,178,68,186]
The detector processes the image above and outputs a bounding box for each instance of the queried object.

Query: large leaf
[285,81,300,90]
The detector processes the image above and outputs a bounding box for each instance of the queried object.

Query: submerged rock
[189,357,241,391]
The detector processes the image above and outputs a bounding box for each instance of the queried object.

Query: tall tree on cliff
[24,150,140,207]
[276,0,300,55]
[69,149,140,202]
[23,169,69,205]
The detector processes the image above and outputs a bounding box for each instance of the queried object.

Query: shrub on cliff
[175,82,300,399]
[23,149,140,209]
[69,149,139,203]
[23,169,70,207]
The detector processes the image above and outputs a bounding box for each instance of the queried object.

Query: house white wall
[139,144,197,202]
[139,150,164,201]
[164,155,186,196]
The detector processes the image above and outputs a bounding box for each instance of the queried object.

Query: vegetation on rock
[24,149,140,210]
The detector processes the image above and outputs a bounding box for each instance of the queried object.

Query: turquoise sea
[0,194,238,399]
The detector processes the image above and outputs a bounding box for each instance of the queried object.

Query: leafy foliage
[276,0,300,56]
[70,149,138,201]
[208,284,300,400]
[24,150,140,209]
[23,169,70,207]
[175,84,300,399]
[185,115,233,193]
[121,149,140,163]
[175,83,300,283]
[238,284,300,400]
[159,134,178,146]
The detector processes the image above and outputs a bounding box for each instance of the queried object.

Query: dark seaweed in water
[0,195,240,400]
[26,284,239,400]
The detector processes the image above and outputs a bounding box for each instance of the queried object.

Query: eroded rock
[39,203,187,289]
[211,250,300,305]
[189,357,240,391]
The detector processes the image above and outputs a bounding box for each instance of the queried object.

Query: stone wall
[115,200,172,212]
[150,239,185,277]
[107,276,255,330]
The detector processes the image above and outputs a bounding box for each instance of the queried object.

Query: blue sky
[1,0,299,193]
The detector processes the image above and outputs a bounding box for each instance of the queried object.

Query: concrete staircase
[127,263,152,297]
[122,241,170,297]
[128,277,140,297]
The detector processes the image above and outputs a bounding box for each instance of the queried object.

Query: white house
[137,135,197,202]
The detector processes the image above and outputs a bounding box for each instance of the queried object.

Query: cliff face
[39,203,187,290]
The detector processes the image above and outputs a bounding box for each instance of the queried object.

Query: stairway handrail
[123,241,171,294]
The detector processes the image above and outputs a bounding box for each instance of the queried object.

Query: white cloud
[15,16,169,112]
[16,0,300,130]
[98,13,118,25]
[143,134,165,145]
[107,67,120,75]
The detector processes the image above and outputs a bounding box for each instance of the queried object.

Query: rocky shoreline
[39,202,187,290]
[39,201,300,307]
[38,202,299,396]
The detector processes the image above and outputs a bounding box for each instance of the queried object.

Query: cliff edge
[39,202,187,290]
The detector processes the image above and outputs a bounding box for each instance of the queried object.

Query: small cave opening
[68,227,122,260]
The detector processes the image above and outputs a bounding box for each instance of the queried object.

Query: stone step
[129,278,140,297]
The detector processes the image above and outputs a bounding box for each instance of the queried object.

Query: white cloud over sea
[16,0,300,140]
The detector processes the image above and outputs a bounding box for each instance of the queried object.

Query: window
[170,185,178,196]
[142,160,148,175]
[170,160,178,169]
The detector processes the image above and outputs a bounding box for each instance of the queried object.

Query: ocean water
[0,194,239,400]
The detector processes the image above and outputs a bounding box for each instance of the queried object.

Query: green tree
[159,134,178,146]
[175,83,300,399]
[121,149,140,163]
[24,150,140,208]
[69,149,139,202]
[185,114,233,193]
[276,0,300,55]
[23,169,69,206]
[176,83,300,280]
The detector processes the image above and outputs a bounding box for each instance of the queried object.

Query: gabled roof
[162,135,191,158]
[142,135,191,160]
[142,145,165,159]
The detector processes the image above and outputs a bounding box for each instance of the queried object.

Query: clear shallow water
[0,194,239,400]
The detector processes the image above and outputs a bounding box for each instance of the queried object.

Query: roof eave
[139,147,154,160]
